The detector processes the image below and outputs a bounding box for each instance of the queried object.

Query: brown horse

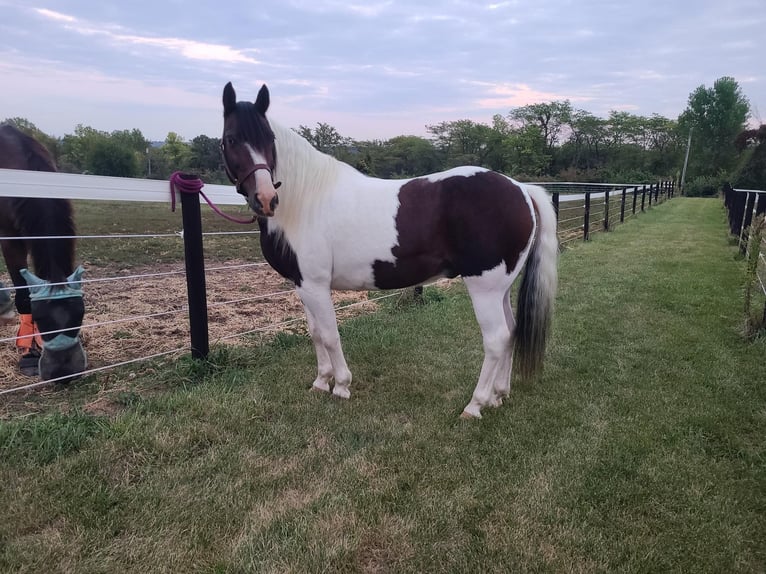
[0,123,86,383]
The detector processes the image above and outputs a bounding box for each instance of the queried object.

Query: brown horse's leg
[1,239,42,375]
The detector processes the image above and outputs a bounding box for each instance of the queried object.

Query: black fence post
[641,185,647,212]
[604,190,610,231]
[655,182,660,203]
[178,178,210,360]
[632,187,638,215]
[648,183,654,207]
[620,188,627,223]
[553,192,560,224]
[583,192,591,241]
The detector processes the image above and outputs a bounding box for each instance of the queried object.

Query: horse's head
[21,266,87,384]
[221,82,281,218]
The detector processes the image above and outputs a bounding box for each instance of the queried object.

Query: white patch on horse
[425,166,488,182]
[267,121,404,290]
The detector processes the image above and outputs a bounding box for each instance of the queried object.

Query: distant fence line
[541,180,676,244]
[0,169,675,390]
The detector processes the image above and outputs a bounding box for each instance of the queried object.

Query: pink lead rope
[169,171,256,225]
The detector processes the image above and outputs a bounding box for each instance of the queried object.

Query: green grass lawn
[1,197,764,573]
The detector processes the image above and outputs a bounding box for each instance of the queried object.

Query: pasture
[1,197,765,572]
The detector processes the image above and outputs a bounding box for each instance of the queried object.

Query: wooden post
[179,179,210,359]
[641,185,647,212]
[553,192,560,224]
[648,183,653,206]
[632,186,638,214]
[604,190,610,231]
[583,192,591,241]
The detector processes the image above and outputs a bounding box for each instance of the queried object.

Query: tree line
[3,76,759,194]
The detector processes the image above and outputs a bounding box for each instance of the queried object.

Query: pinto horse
[221,83,558,418]
[0,124,86,383]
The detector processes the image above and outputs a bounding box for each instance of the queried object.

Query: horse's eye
[226,136,237,147]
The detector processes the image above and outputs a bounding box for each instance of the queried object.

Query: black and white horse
[221,83,558,418]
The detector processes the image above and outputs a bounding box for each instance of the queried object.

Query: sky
[1,0,764,142]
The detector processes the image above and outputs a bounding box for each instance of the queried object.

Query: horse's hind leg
[304,304,334,393]
[297,283,353,399]
[462,271,515,419]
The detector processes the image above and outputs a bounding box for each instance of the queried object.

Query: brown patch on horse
[372,172,534,289]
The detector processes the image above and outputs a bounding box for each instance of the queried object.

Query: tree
[296,123,350,155]
[678,76,750,177]
[160,132,191,175]
[377,136,441,177]
[189,134,223,179]
[87,138,139,177]
[509,101,573,151]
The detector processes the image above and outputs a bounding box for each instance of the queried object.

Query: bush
[684,174,727,197]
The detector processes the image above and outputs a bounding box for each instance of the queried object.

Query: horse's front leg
[0,281,14,324]
[297,283,352,399]
[304,304,334,394]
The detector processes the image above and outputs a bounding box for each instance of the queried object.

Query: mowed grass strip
[1,198,764,573]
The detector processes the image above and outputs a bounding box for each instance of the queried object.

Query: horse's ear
[223,82,237,116]
[255,84,270,115]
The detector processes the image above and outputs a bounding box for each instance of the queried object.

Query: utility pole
[680,128,692,195]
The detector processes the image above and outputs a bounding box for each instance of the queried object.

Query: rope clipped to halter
[169,171,256,225]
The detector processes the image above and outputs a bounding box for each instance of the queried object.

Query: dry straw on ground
[0,260,371,394]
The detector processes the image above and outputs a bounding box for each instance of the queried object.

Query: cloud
[473,82,589,109]
[33,8,260,65]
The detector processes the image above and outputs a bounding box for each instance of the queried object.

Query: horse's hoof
[18,350,41,378]
[460,409,481,420]
[311,381,331,394]
[332,386,351,400]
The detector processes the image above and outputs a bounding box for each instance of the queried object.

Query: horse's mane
[0,124,76,282]
[0,123,57,172]
[270,120,356,239]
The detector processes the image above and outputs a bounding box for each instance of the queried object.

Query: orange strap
[16,314,43,350]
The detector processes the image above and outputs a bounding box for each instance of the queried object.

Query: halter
[220,142,282,194]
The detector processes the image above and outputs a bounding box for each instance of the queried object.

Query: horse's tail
[515,184,558,380]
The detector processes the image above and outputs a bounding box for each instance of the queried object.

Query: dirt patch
[0,260,372,394]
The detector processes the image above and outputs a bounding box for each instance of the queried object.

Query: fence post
[604,190,610,231]
[583,192,591,241]
[641,185,647,212]
[632,187,638,214]
[552,192,560,224]
[655,182,660,203]
[648,183,654,206]
[620,188,627,223]
[178,177,210,360]
[740,191,757,254]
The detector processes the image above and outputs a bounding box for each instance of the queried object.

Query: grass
[1,198,765,573]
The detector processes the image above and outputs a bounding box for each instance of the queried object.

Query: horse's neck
[270,121,361,235]
[21,198,75,281]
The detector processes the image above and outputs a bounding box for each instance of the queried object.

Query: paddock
[0,168,674,397]
[1,197,764,573]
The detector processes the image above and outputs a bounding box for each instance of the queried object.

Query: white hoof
[460,405,482,419]
[311,380,331,394]
[332,385,351,400]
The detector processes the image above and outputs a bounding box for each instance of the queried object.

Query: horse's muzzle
[252,192,279,217]
[39,340,87,384]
